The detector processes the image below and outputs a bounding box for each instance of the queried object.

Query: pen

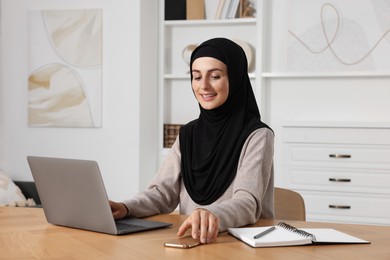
[253,226,276,239]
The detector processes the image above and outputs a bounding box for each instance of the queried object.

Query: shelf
[164,17,256,27]
[282,121,390,129]
[164,73,256,79]
[261,72,390,78]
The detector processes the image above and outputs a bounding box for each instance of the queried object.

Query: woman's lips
[201,93,217,101]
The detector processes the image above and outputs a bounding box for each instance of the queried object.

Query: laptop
[27,156,172,235]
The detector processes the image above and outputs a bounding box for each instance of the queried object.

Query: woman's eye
[211,75,221,80]
[193,75,201,81]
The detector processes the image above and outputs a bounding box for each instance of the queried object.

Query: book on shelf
[215,0,225,19]
[165,0,186,20]
[186,0,205,20]
[215,0,243,19]
[218,0,231,19]
[228,222,370,248]
[163,124,183,148]
[227,0,240,19]
[204,0,220,19]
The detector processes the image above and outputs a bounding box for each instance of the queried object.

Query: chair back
[274,187,306,221]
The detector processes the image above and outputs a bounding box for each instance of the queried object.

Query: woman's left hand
[177,208,219,244]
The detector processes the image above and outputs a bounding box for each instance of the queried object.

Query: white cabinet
[158,1,267,163]
[282,122,390,225]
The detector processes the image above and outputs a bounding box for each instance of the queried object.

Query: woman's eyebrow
[191,68,223,73]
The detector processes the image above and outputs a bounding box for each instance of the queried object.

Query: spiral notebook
[228,222,370,248]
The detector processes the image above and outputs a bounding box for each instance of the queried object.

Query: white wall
[0,0,158,201]
[139,0,158,190]
[0,2,3,171]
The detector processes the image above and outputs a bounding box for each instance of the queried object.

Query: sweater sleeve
[122,140,182,218]
[199,128,275,231]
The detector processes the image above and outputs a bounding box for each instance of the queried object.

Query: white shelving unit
[158,0,268,164]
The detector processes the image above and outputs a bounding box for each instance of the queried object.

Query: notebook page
[301,228,370,244]
[228,226,312,247]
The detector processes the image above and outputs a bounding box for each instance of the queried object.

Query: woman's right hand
[109,200,128,220]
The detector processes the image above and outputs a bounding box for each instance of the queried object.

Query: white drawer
[299,191,390,225]
[287,167,390,194]
[284,144,390,169]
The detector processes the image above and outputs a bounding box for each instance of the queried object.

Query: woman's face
[191,57,229,110]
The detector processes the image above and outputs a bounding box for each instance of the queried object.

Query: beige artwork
[28,64,93,127]
[28,9,102,127]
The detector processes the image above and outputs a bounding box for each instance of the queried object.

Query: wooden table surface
[1,207,389,259]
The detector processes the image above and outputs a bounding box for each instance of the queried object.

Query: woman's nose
[200,80,210,90]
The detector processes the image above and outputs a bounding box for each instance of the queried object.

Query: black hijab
[179,37,271,205]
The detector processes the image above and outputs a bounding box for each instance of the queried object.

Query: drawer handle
[329,178,351,182]
[329,154,351,159]
[329,205,351,209]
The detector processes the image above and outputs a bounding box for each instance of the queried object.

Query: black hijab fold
[179,38,271,205]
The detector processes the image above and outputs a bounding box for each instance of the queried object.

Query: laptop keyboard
[116,222,147,233]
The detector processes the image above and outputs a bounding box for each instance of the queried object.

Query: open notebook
[228,222,370,248]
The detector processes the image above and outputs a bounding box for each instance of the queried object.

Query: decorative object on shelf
[240,0,256,18]
[164,124,183,148]
[233,39,255,72]
[182,44,198,68]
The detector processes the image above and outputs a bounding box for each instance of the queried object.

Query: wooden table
[1,207,389,259]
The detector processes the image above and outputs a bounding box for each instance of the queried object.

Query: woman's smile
[201,93,217,101]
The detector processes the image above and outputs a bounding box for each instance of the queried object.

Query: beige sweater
[123,127,274,232]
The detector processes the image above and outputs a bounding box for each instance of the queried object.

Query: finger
[203,212,218,243]
[112,207,124,219]
[199,211,209,243]
[209,215,219,242]
[177,218,191,237]
[109,201,118,214]
[201,211,219,243]
[112,211,121,219]
[109,200,115,210]
[191,211,201,240]
[109,201,127,219]
[205,216,215,243]
[111,206,122,219]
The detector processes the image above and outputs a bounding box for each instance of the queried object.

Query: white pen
[253,226,276,239]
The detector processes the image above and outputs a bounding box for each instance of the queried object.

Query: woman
[110,37,274,244]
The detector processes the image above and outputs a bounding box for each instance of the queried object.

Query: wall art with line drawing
[287,0,390,72]
[28,9,103,127]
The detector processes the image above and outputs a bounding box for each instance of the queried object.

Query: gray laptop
[27,156,171,235]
